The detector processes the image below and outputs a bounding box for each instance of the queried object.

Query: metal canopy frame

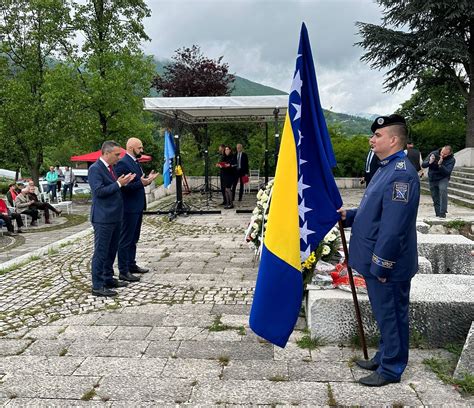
[142,95,288,218]
[143,95,288,124]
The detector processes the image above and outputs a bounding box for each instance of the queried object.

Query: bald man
[115,138,158,281]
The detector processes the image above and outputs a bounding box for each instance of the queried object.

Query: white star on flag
[291,103,301,121]
[300,221,315,245]
[297,130,303,146]
[299,157,307,167]
[300,245,312,262]
[298,175,310,198]
[290,70,302,96]
[298,198,311,220]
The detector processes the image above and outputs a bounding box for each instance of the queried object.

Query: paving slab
[96,377,193,403]
[0,374,99,399]
[190,380,328,405]
[0,190,471,406]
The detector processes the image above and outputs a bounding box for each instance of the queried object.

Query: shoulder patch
[392,182,409,202]
[395,161,406,171]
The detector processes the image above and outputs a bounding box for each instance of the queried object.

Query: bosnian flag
[249,23,343,347]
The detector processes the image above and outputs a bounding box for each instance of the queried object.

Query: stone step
[450,175,474,185]
[454,166,474,174]
[449,180,474,193]
[448,193,474,209]
[452,170,474,179]
[447,186,474,200]
[420,184,474,209]
[306,274,474,347]
[417,233,473,274]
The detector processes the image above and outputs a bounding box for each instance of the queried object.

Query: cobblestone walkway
[0,193,471,406]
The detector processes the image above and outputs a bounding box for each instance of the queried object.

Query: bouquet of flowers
[301,227,341,285]
[245,179,274,256]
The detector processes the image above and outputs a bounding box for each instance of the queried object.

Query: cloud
[142,0,413,115]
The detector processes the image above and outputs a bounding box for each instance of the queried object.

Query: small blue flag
[249,23,343,348]
[163,130,175,188]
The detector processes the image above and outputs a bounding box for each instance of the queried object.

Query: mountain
[150,57,371,135]
[149,57,285,97]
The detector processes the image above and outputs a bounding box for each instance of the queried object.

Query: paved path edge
[0,226,93,271]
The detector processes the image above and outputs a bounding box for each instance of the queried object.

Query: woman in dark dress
[219,146,237,209]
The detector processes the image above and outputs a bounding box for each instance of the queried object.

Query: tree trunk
[467,88,474,148]
[30,163,41,186]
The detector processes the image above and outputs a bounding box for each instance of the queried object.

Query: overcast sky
[142,0,413,116]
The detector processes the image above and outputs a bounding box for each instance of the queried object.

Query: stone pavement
[0,191,472,406]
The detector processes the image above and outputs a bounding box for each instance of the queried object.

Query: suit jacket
[364,149,380,186]
[236,151,249,175]
[114,154,146,213]
[88,159,123,223]
[14,194,32,213]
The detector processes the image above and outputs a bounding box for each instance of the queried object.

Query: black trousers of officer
[365,276,411,380]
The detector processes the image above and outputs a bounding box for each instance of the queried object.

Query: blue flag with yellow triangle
[249,23,343,348]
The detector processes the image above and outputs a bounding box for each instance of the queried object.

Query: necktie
[108,165,116,180]
[238,153,241,169]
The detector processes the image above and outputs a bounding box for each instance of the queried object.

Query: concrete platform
[306,274,474,347]
[417,233,473,275]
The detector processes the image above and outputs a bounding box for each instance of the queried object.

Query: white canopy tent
[143,95,288,124]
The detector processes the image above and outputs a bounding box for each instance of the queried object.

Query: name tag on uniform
[392,182,409,202]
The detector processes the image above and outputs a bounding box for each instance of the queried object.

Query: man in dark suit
[115,137,158,281]
[363,146,380,187]
[232,143,249,201]
[88,141,135,297]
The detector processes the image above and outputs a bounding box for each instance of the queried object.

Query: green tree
[397,71,466,155]
[0,0,74,183]
[357,0,474,148]
[70,0,155,148]
[152,45,236,156]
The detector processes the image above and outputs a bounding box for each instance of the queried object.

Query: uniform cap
[371,114,406,133]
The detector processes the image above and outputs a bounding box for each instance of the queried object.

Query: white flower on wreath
[324,231,337,243]
[250,232,257,239]
[322,245,331,256]
[252,208,259,216]
[260,193,268,203]
[256,190,264,200]
[262,202,269,210]
[252,223,259,230]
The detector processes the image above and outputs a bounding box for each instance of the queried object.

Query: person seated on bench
[0,198,23,235]
[27,182,62,223]
[6,183,20,207]
[14,188,40,226]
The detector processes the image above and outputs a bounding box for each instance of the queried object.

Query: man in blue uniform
[339,114,420,387]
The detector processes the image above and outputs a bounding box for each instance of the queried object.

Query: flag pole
[338,220,368,359]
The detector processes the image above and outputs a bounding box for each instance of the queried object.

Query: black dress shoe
[356,358,379,371]
[129,265,149,274]
[91,288,118,297]
[119,272,140,282]
[105,279,129,289]
[224,204,234,209]
[359,371,400,387]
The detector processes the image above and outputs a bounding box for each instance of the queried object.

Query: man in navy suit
[88,141,135,297]
[232,143,249,202]
[115,138,158,281]
[339,114,420,387]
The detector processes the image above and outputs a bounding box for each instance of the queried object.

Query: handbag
[241,175,249,184]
